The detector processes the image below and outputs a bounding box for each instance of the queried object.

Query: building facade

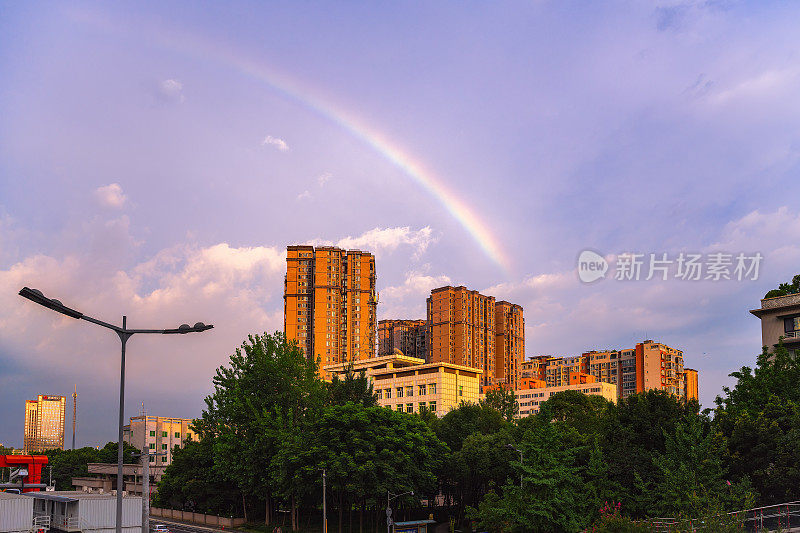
[427,286,497,388]
[284,245,378,379]
[519,340,694,402]
[23,395,65,454]
[378,319,428,360]
[516,381,617,418]
[122,416,198,466]
[750,292,800,353]
[494,301,525,388]
[325,354,482,416]
[683,368,699,402]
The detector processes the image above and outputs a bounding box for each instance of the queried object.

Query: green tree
[481,388,519,422]
[714,343,800,504]
[326,365,377,407]
[195,331,325,526]
[44,442,138,491]
[154,438,239,515]
[764,274,800,298]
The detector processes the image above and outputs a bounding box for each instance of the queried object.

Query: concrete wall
[150,507,245,527]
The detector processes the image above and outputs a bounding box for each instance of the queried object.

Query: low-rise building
[515,381,617,418]
[325,354,482,416]
[27,491,141,533]
[72,463,167,497]
[122,416,198,467]
[750,292,800,353]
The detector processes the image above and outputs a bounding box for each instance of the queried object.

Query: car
[151,525,170,533]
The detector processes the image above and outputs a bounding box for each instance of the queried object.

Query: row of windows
[377,383,438,399]
[149,430,183,438]
[386,401,437,413]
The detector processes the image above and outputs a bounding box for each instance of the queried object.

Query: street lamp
[386,490,414,533]
[507,444,524,488]
[18,287,213,533]
[132,449,167,533]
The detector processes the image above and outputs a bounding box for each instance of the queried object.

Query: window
[376,389,382,400]
[149,456,155,462]
[785,317,800,333]
[149,443,155,449]
[419,401,426,411]
[429,401,436,413]
[406,386,414,397]
[418,384,426,396]
[162,444,168,450]
[459,385,464,397]
[161,456,168,462]
[162,431,168,437]
[174,432,180,438]
[385,388,392,399]
[149,431,155,437]
[396,405,403,412]
[406,403,413,413]
[396,387,403,398]
[429,383,437,395]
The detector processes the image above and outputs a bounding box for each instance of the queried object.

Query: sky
[2,1,800,447]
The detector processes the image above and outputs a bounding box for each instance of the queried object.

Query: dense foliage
[764,274,800,298]
[44,441,139,490]
[153,331,799,532]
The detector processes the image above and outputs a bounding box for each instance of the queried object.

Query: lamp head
[19,287,83,319]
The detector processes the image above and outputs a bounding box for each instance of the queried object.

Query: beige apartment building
[750,292,800,353]
[325,354,482,416]
[122,416,198,466]
[515,381,617,418]
[378,319,428,360]
[284,245,378,379]
[23,395,65,454]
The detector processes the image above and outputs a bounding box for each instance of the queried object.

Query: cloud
[379,270,451,319]
[262,135,289,152]
[296,190,311,201]
[157,79,185,103]
[317,172,332,187]
[336,226,434,258]
[93,183,126,209]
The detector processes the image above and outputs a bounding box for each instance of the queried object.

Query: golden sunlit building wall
[427,286,496,388]
[495,301,524,388]
[23,395,65,454]
[284,245,377,379]
[378,319,428,360]
[683,368,699,402]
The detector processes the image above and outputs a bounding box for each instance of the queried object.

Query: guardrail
[643,501,800,532]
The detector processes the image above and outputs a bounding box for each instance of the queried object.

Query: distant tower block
[72,385,77,449]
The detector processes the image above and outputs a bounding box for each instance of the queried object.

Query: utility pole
[72,385,77,450]
[142,447,150,533]
[322,469,327,533]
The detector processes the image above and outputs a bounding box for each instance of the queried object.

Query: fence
[150,507,246,528]
[644,501,800,532]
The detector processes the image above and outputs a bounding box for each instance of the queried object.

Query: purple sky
[2,1,800,447]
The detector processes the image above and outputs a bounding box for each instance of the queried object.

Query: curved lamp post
[19,287,213,533]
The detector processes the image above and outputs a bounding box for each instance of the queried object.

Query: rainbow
[72,9,510,272]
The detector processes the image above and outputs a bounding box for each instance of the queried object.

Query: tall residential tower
[284,245,378,379]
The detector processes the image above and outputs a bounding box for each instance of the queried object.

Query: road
[150,517,231,533]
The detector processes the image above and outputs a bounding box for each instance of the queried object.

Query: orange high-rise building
[378,319,428,360]
[284,245,377,379]
[682,368,699,402]
[494,301,524,388]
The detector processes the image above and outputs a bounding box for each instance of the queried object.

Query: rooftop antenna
[72,385,77,449]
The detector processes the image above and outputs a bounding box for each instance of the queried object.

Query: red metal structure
[0,455,49,492]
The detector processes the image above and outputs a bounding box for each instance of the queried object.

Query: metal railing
[644,501,800,532]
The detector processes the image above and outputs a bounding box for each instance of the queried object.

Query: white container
[0,492,34,533]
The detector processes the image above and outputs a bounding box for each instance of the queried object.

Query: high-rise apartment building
[378,319,428,359]
[683,368,699,402]
[284,245,378,379]
[427,286,496,388]
[494,301,524,388]
[23,395,65,454]
[122,416,198,466]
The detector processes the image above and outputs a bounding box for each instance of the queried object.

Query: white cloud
[158,79,185,103]
[379,270,451,319]
[93,183,126,209]
[336,226,434,258]
[262,135,289,152]
[296,190,311,201]
[317,172,332,187]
